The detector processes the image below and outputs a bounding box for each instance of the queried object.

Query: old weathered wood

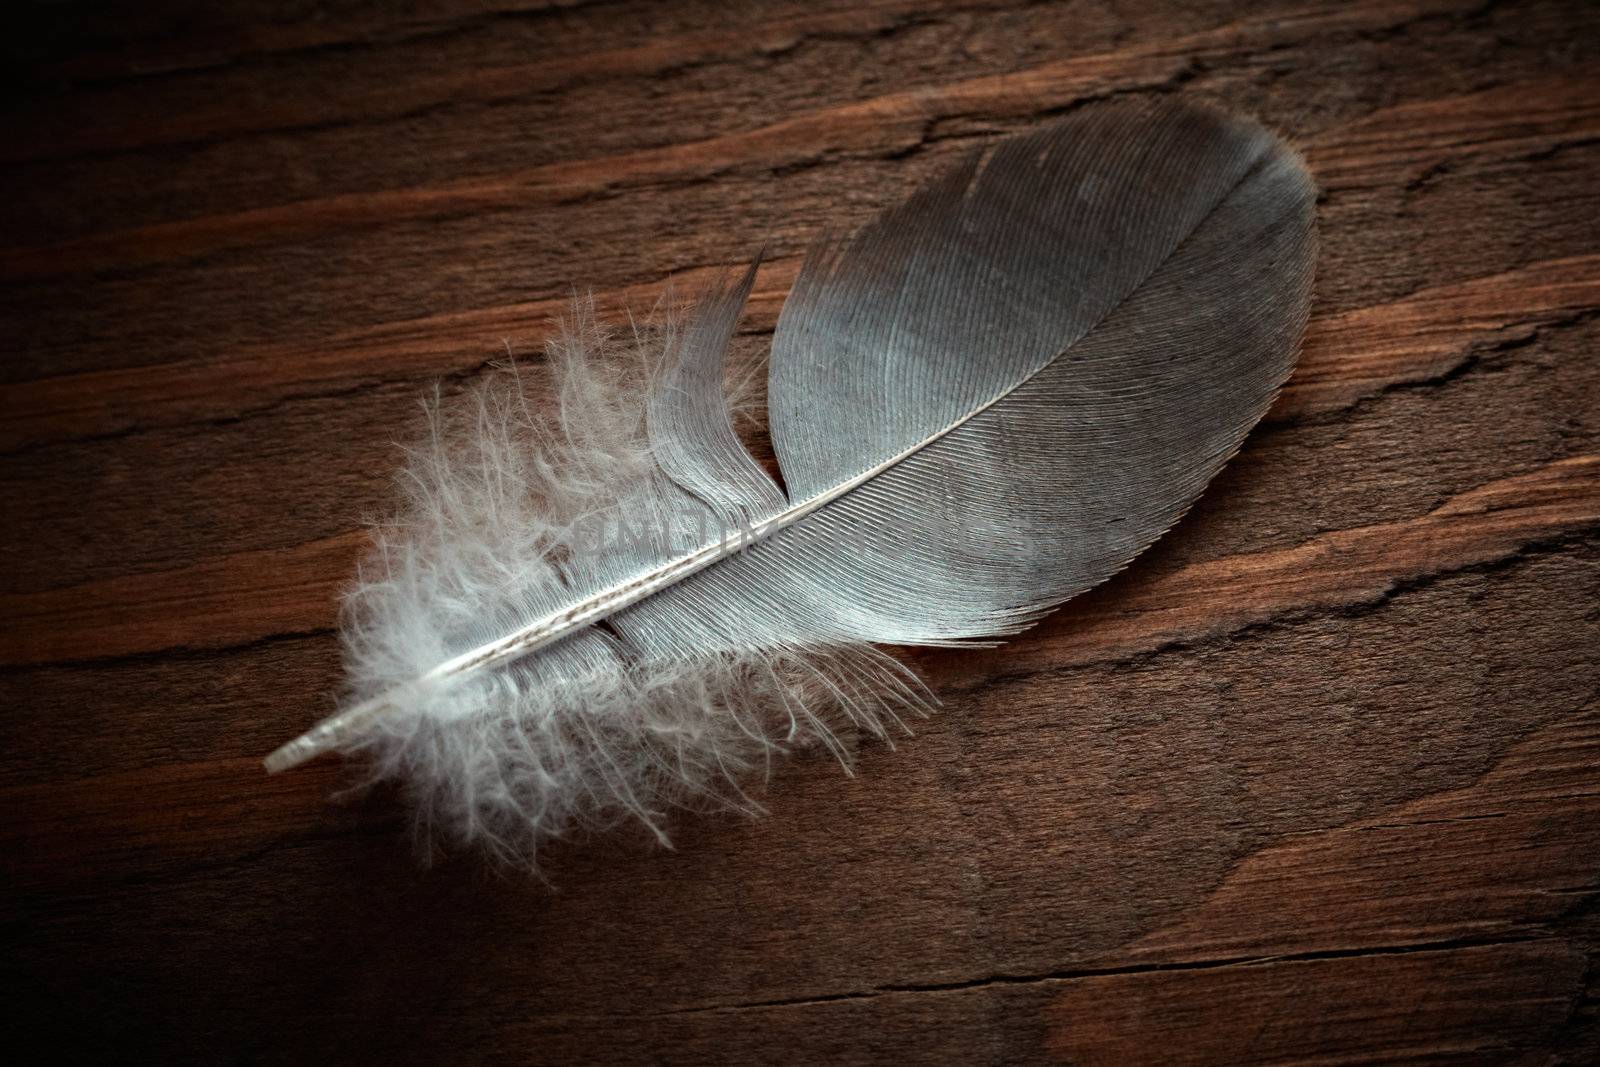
[3,1,1597,1063]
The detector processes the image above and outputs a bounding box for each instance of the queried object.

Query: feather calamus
[265,98,1316,867]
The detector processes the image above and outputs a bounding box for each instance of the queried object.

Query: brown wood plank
[1045,942,1588,1067]
[3,0,1598,1063]
[0,1,1513,281]
[3,454,1595,669]
[5,550,1595,1061]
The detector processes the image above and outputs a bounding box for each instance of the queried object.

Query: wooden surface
[3,1,1598,1063]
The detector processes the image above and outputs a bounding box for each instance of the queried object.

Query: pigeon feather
[265,98,1317,869]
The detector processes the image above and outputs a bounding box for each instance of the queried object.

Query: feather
[264,98,1316,868]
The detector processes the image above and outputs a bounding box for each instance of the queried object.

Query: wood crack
[594,935,1554,1018]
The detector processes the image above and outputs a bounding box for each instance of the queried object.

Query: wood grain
[2,1,1597,1063]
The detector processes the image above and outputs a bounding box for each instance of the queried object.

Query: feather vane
[265,98,1316,868]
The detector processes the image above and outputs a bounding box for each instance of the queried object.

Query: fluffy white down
[339,302,925,869]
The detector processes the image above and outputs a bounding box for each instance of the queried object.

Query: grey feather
[265,98,1316,868]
